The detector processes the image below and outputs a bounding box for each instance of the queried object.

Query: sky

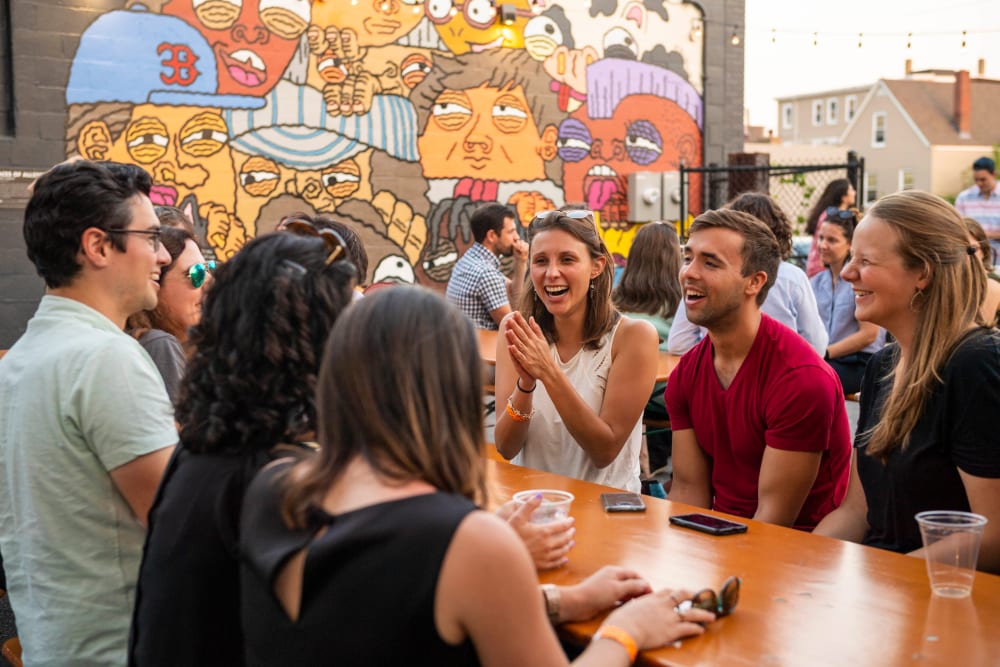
[743,0,1000,131]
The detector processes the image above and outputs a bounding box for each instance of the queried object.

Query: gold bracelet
[541,583,560,625]
[506,397,535,422]
[593,625,638,662]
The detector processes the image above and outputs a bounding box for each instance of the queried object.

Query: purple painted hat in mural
[66,6,264,109]
[586,58,702,129]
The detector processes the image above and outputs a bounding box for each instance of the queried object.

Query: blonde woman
[814,191,1000,573]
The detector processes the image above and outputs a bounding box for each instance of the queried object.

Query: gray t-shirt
[138,328,186,404]
[0,296,176,666]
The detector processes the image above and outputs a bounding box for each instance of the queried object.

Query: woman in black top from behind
[128,230,356,666]
[240,287,715,667]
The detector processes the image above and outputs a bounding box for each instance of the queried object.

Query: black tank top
[240,463,480,666]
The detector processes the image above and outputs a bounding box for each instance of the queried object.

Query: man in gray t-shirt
[0,161,177,666]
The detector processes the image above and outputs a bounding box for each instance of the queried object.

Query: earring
[909,287,924,311]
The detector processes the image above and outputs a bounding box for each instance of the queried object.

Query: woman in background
[126,224,212,403]
[811,208,883,395]
[240,287,714,665]
[805,179,856,277]
[964,217,1000,326]
[814,191,1000,573]
[495,211,659,493]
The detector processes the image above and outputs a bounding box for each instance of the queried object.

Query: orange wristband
[505,397,534,422]
[593,625,638,663]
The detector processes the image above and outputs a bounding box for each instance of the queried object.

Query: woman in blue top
[810,207,883,395]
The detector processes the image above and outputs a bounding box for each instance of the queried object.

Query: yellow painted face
[425,0,534,55]
[93,104,236,213]
[417,83,551,181]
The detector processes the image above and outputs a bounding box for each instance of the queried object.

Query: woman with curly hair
[128,230,356,666]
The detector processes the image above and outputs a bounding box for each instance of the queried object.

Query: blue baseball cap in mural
[66,6,264,110]
[224,81,420,169]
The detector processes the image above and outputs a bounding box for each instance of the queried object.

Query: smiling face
[680,227,752,330]
[529,228,604,320]
[426,0,533,55]
[560,94,701,216]
[418,83,554,181]
[818,221,851,271]
[115,195,172,316]
[156,239,210,340]
[841,215,925,337]
[162,0,310,97]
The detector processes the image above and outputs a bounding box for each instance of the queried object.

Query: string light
[770,28,776,44]
[906,32,912,49]
[730,25,741,46]
[689,18,703,42]
[961,30,967,49]
[857,32,863,49]
[812,31,818,47]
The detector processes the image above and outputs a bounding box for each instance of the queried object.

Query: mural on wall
[65,0,705,285]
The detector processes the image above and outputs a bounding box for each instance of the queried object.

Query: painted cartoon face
[560,94,701,220]
[162,0,310,97]
[310,0,426,47]
[523,12,596,112]
[418,83,552,181]
[93,104,237,215]
[233,149,374,229]
[425,0,534,55]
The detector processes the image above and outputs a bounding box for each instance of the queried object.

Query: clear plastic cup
[915,511,988,598]
[512,489,575,524]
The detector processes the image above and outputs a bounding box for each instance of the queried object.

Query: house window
[782,103,793,130]
[812,100,823,126]
[899,168,914,191]
[872,112,886,147]
[865,173,879,203]
[827,98,838,125]
[846,95,857,122]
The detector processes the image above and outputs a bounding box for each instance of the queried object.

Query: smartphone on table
[669,512,748,535]
[601,492,647,512]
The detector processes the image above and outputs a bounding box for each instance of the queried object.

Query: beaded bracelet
[506,397,535,422]
[593,625,638,662]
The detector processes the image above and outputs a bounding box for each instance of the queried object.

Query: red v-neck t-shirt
[665,314,852,530]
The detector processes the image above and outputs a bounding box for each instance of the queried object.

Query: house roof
[775,85,871,103]
[883,78,1000,146]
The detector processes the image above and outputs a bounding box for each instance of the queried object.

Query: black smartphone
[669,512,748,535]
[601,492,647,512]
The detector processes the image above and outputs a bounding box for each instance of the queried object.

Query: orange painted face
[162,0,310,97]
[310,0,425,47]
[425,0,534,55]
[418,83,551,181]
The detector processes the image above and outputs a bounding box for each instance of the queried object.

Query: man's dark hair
[470,204,513,243]
[973,157,996,174]
[688,208,781,306]
[24,160,152,288]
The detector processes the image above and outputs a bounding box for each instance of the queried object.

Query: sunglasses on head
[826,207,857,221]
[186,261,216,289]
[532,209,596,224]
[677,576,741,618]
[283,221,348,266]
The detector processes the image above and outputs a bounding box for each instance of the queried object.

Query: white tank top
[512,320,642,492]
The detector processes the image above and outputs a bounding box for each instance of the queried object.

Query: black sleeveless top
[240,463,480,667]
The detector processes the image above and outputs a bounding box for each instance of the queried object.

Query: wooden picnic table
[477,329,679,383]
[485,458,1000,667]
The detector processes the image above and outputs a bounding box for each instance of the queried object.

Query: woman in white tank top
[494,211,659,492]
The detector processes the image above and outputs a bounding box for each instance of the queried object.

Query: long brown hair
[864,191,986,459]
[282,287,487,529]
[612,222,682,318]
[519,211,618,349]
[126,225,196,339]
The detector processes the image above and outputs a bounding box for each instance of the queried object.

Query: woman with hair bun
[815,191,1000,574]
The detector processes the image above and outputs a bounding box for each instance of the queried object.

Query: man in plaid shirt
[446,204,528,329]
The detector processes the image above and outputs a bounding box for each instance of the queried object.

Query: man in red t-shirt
[665,209,851,530]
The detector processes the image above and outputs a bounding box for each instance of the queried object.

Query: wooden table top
[485,459,1000,667]
[477,329,679,384]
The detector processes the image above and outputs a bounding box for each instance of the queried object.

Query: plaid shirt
[446,243,508,330]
